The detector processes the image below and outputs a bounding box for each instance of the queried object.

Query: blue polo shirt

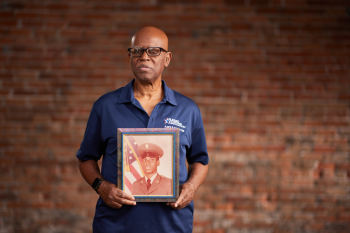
[76,79,209,233]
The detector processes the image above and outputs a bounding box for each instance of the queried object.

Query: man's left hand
[167,182,196,209]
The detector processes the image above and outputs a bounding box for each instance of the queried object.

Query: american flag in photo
[123,136,143,194]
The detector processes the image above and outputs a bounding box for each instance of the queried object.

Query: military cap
[138,143,163,159]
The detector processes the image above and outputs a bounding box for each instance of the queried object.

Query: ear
[127,53,132,64]
[164,52,172,68]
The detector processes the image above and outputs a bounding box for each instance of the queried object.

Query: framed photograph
[117,128,179,202]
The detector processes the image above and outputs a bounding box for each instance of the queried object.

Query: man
[132,143,172,195]
[77,26,209,233]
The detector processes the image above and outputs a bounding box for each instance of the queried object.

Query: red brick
[1,1,350,233]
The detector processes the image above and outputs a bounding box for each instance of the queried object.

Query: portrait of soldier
[132,143,172,195]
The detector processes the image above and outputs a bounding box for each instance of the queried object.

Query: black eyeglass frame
[127,47,169,57]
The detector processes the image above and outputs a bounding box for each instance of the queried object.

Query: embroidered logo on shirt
[164,117,186,132]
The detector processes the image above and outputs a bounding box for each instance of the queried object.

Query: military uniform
[132,174,172,195]
[132,143,172,195]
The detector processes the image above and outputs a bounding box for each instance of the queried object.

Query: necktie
[147,179,151,190]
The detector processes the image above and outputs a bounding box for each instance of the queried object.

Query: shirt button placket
[147,117,152,128]
[148,104,160,128]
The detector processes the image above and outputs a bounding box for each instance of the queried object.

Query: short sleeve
[187,107,209,165]
[76,103,104,161]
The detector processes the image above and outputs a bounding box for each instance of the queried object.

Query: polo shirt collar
[162,80,177,106]
[117,79,177,106]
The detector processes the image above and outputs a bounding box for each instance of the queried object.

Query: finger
[174,193,185,208]
[109,201,123,209]
[177,190,193,209]
[178,199,190,209]
[167,202,177,208]
[110,188,134,201]
[118,190,136,201]
[173,186,188,208]
[178,188,188,203]
[108,196,135,208]
[112,194,136,206]
[118,197,137,206]
[116,191,136,205]
[167,200,180,208]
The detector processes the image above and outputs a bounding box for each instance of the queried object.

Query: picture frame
[117,128,179,202]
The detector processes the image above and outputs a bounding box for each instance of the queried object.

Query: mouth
[136,64,152,72]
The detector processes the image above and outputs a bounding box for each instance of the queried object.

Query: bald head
[131,26,169,50]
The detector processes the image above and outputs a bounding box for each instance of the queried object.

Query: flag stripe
[123,135,144,195]
[130,163,142,180]
[124,177,133,192]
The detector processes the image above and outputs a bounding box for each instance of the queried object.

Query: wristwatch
[91,177,104,193]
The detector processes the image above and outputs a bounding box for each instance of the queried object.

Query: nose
[139,49,150,60]
[143,157,155,163]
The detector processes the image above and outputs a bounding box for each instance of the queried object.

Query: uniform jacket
[132,174,172,195]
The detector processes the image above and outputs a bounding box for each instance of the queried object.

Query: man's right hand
[98,181,136,208]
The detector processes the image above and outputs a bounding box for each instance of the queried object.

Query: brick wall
[1,0,349,232]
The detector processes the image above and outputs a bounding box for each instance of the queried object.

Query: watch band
[91,177,104,193]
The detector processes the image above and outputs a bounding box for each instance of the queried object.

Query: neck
[133,78,163,100]
[145,172,157,180]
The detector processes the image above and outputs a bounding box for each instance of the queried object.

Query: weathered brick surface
[1,0,349,232]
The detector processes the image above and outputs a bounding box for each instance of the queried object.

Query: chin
[145,170,156,174]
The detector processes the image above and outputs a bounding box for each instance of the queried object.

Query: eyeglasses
[127,47,168,57]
